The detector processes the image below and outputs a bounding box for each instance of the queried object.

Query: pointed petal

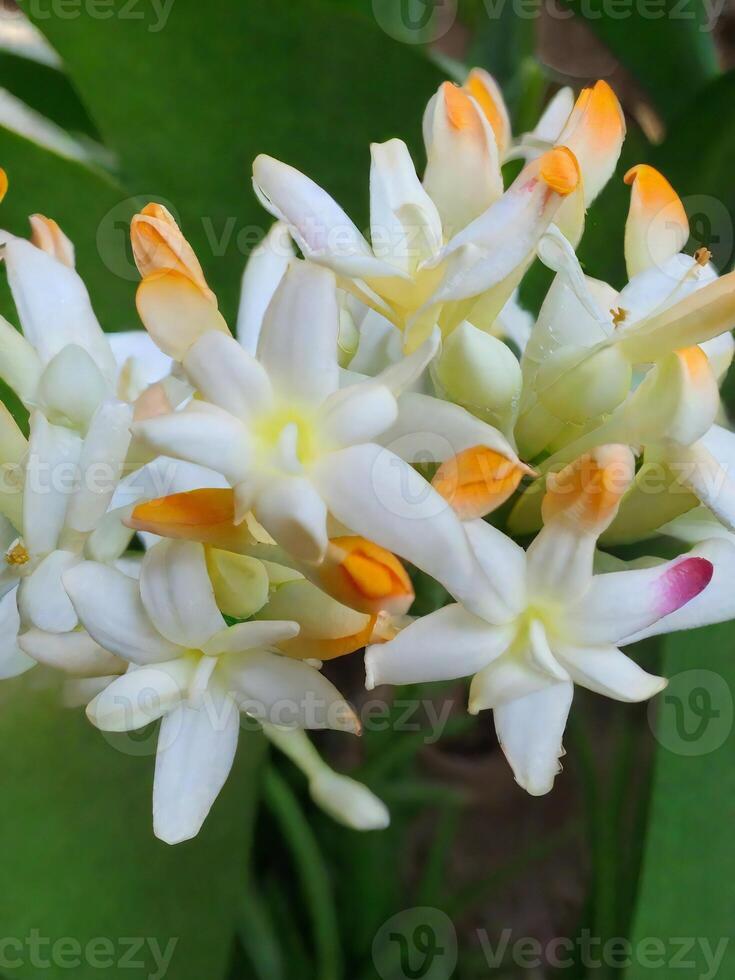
[320,382,398,448]
[23,412,82,556]
[65,400,133,534]
[133,403,253,486]
[312,443,501,619]
[556,80,625,205]
[153,688,240,844]
[464,68,511,155]
[382,390,519,464]
[18,627,124,676]
[252,154,397,280]
[3,236,115,378]
[0,312,41,403]
[237,221,294,353]
[257,261,340,405]
[621,539,735,643]
[624,165,689,279]
[617,269,735,364]
[554,642,666,701]
[63,561,181,664]
[183,331,272,421]
[494,681,574,794]
[140,539,224,648]
[429,147,581,305]
[365,603,510,689]
[87,659,191,731]
[570,554,713,645]
[225,650,359,732]
[203,619,300,656]
[422,82,502,234]
[253,476,328,562]
[370,138,442,273]
[527,445,635,601]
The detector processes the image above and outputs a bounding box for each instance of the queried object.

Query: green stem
[263,769,342,980]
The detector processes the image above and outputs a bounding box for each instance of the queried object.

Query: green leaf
[21,0,445,321]
[0,126,139,332]
[652,70,735,273]
[626,622,735,979]
[0,675,265,980]
[0,52,98,138]
[561,0,718,125]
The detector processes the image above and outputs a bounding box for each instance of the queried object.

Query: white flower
[365,445,732,795]
[63,538,360,844]
[133,258,525,610]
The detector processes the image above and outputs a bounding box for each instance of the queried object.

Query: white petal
[108,329,173,386]
[133,402,253,486]
[63,561,181,664]
[183,331,272,421]
[365,602,509,689]
[253,476,328,563]
[554,642,666,701]
[140,539,224,648]
[65,399,133,533]
[204,620,300,656]
[153,687,240,844]
[674,425,735,531]
[571,553,715,645]
[381,390,518,464]
[225,650,359,732]
[18,627,124,676]
[237,222,294,353]
[312,443,498,619]
[252,155,396,280]
[23,412,82,556]
[529,86,575,143]
[369,138,442,274]
[3,236,116,378]
[18,550,79,632]
[257,261,340,405]
[372,328,440,396]
[87,659,191,731]
[464,518,527,614]
[36,344,109,429]
[0,313,42,403]
[422,82,502,234]
[0,587,34,679]
[319,383,398,448]
[469,654,552,712]
[494,681,574,795]
[621,538,735,642]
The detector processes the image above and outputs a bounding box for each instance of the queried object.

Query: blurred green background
[0,0,734,977]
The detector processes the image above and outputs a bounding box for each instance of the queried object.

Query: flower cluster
[2,71,735,842]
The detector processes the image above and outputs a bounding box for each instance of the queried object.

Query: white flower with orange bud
[512,167,735,542]
[366,445,730,795]
[62,538,360,844]
[132,251,527,606]
[251,138,582,352]
[126,486,415,623]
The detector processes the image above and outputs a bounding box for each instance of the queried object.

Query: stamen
[5,541,29,566]
[610,306,627,327]
[694,246,712,267]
